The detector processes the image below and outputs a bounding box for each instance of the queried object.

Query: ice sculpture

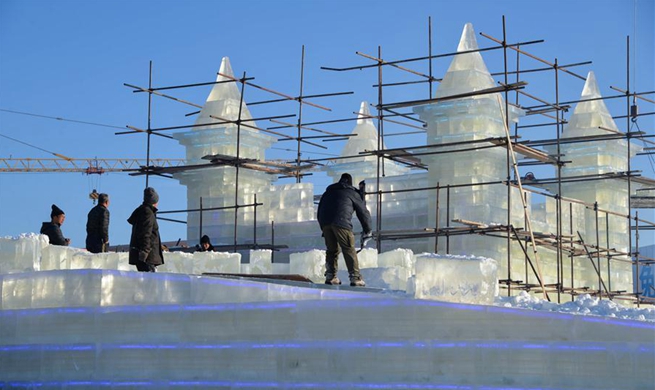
[552,71,642,293]
[413,253,499,304]
[414,23,526,265]
[326,101,409,184]
[173,57,317,258]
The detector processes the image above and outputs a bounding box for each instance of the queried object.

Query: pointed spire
[457,23,478,52]
[195,56,254,128]
[564,71,619,135]
[206,57,241,102]
[357,101,373,125]
[580,70,601,98]
[435,23,495,98]
[340,101,378,159]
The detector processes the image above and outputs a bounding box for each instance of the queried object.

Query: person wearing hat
[85,193,110,253]
[196,235,215,252]
[317,173,372,287]
[127,187,164,272]
[40,204,71,246]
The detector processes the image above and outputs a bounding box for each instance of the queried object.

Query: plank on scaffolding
[488,139,558,164]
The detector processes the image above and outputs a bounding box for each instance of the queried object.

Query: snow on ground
[495,291,655,322]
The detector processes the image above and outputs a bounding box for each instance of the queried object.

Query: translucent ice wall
[414,23,526,263]
[172,57,315,249]
[554,71,642,293]
[2,268,652,388]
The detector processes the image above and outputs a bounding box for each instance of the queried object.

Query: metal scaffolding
[123,16,654,305]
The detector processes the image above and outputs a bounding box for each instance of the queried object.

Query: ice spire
[194,56,254,129]
[435,23,495,98]
[564,71,619,136]
[338,101,378,161]
[327,101,408,181]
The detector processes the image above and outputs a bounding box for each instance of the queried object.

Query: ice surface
[289,249,325,282]
[378,248,415,279]
[0,268,652,388]
[413,253,498,304]
[0,234,48,273]
[249,249,272,274]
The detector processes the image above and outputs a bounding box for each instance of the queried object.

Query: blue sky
[0,0,653,248]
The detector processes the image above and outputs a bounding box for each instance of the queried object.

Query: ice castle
[1,23,653,388]
[172,23,644,296]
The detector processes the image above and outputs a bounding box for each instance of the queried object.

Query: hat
[98,193,109,204]
[143,187,159,205]
[200,235,211,244]
[339,173,353,186]
[50,204,65,217]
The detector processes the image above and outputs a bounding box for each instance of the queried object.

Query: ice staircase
[1,269,653,389]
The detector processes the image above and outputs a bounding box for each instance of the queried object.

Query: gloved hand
[361,231,373,247]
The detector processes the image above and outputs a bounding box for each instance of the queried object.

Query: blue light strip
[2,297,653,329]
[1,339,651,354]
[0,379,583,389]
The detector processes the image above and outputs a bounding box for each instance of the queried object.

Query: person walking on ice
[317,173,372,287]
[128,187,164,272]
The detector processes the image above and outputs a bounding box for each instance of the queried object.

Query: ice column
[413,23,525,263]
[173,57,317,257]
[556,71,641,293]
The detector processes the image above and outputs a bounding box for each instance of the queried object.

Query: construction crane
[0,158,186,173]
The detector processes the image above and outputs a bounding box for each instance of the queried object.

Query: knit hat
[340,173,353,186]
[200,235,211,245]
[143,187,159,205]
[50,204,65,217]
[98,193,109,204]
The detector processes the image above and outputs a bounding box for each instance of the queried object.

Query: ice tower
[413,23,526,261]
[173,57,315,251]
[557,71,642,292]
[326,101,409,184]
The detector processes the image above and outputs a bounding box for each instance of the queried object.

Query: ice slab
[289,249,326,282]
[249,249,272,274]
[0,234,48,273]
[413,253,498,304]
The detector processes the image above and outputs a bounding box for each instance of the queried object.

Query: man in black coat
[317,173,372,286]
[128,187,164,272]
[40,204,70,246]
[85,193,110,253]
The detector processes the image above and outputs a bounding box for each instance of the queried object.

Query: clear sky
[0,0,653,248]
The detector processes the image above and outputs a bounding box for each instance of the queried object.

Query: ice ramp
[1,269,653,389]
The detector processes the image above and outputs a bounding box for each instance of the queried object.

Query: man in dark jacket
[128,187,164,272]
[40,204,70,246]
[317,173,372,286]
[85,193,110,253]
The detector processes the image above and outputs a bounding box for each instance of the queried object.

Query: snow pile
[496,291,655,322]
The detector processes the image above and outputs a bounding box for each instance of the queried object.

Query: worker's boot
[325,273,341,285]
[349,275,366,287]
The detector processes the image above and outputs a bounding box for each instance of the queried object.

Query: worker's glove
[361,231,373,247]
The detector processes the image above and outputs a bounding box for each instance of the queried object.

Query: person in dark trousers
[40,204,71,246]
[128,187,164,272]
[85,193,110,253]
[196,235,215,252]
[317,173,372,286]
